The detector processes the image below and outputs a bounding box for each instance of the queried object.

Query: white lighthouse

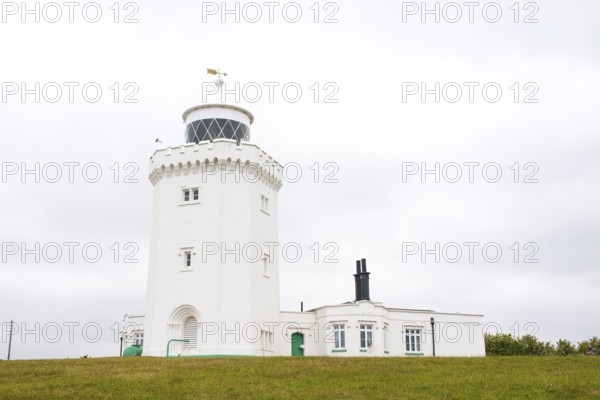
[124,102,486,359]
[143,103,284,357]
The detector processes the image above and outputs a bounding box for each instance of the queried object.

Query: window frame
[261,330,274,351]
[360,324,373,349]
[333,324,346,349]
[180,247,194,272]
[383,324,389,353]
[181,187,200,205]
[260,194,270,214]
[134,332,144,347]
[405,328,422,353]
[262,254,270,277]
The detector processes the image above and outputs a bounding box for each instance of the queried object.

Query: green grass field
[0,356,599,399]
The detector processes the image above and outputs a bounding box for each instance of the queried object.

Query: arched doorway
[167,305,201,356]
[291,332,304,356]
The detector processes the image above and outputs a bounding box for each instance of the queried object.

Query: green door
[291,333,304,356]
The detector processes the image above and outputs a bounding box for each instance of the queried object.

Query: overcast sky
[1,0,599,359]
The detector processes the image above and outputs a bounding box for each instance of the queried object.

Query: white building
[123,103,485,358]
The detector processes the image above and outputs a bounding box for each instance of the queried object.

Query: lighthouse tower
[143,104,283,357]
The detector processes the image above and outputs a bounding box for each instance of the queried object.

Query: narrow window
[261,330,273,350]
[263,254,269,276]
[384,325,389,352]
[183,317,198,349]
[360,324,373,349]
[333,324,345,349]
[183,189,190,202]
[261,195,269,213]
[184,251,192,268]
[134,332,144,347]
[193,188,199,201]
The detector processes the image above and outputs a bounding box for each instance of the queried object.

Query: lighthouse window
[221,119,235,139]
[185,118,250,145]
[179,248,194,272]
[261,330,274,351]
[134,332,144,347]
[263,254,269,277]
[184,251,192,268]
[261,195,269,214]
[333,324,345,349]
[360,324,373,349]
[182,188,200,203]
[405,329,422,353]
[384,325,389,353]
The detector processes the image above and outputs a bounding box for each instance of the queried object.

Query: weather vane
[207,68,228,89]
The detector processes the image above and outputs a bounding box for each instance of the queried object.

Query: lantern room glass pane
[185,119,250,145]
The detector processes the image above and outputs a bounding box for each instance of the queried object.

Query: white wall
[279,302,486,357]
[144,139,283,357]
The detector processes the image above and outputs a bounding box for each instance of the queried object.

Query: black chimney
[354,260,362,301]
[354,258,371,301]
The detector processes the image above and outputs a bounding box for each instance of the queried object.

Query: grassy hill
[0,356,599,399]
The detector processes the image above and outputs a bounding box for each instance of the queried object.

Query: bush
[555,339,577,356]
[485,334,595,356]
[519,335,554,356]
[484,334,522,356]
[577,337,600,354]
